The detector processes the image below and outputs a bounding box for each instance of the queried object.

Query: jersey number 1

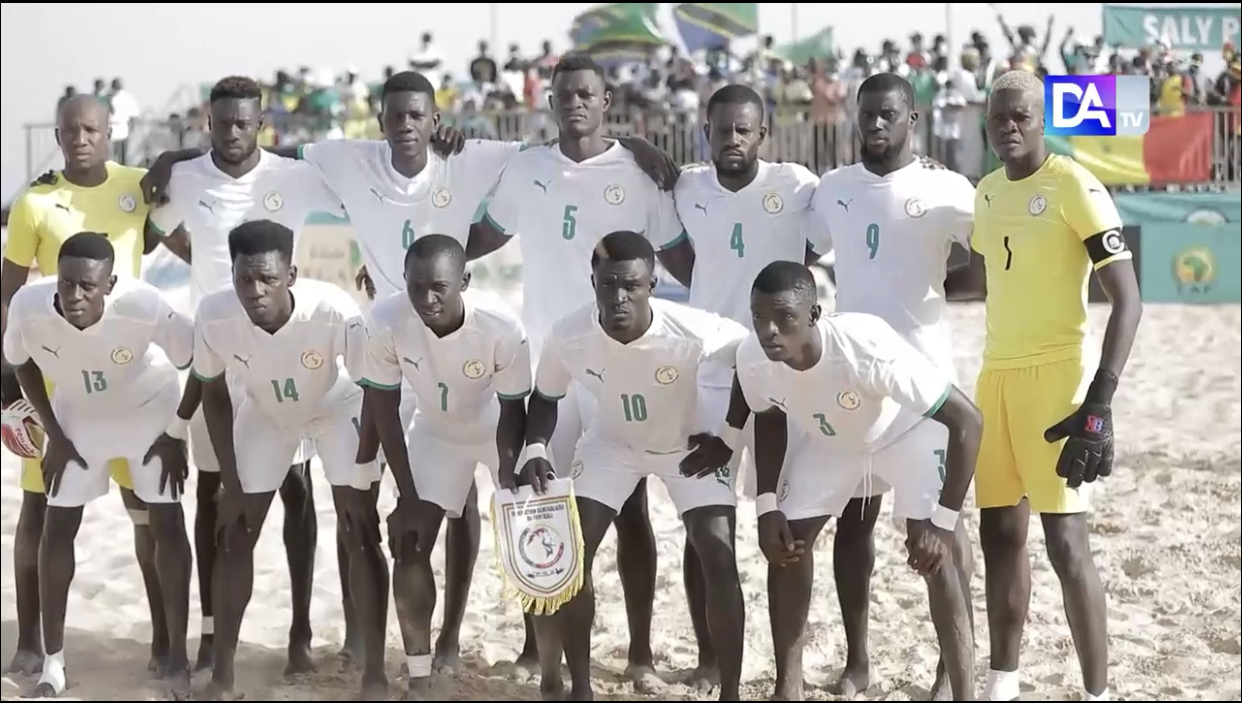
[730,222,745,258]
[402,219,416,250]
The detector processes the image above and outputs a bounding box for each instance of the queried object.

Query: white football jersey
[675,160,820,387]
[482,142,685,349]
[148,150,346,305]
[810,161,974,379]
[3,277,193,410]
[535,298,747,453]
[192,278,368,427]
[363,289,531,444]
[736,313,952,452]
[299,139,522,298]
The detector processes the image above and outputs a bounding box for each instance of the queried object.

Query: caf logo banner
[491,479,585,616]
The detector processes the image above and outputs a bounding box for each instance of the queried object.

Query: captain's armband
[1082,228,1131,270]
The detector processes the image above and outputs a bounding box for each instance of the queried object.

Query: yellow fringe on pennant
[489,485,586,617]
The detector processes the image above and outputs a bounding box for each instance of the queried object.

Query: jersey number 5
[562,205,578,240]
[730,222,745,258]
[865,223,881,260]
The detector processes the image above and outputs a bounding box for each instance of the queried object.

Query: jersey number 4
[730,222,745,258]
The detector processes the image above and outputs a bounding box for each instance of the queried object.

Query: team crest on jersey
[654,365,679,385]
[110,347,134,365]
[300,350,324,370]
[118,194,137,213]
[432,187,452,208]
[904,197,927,219]
[263,192,284,212]
[462,359,487,379]
[837,390,861,411]
[778,479,790,501]
[1028,194,1047,216]
[603,184,626,205]
[762,192,784,214]
[570,460,584,479]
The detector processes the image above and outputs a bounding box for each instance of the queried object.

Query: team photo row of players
[0,56,1139,703]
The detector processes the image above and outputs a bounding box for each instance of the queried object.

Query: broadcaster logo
[1044,75,1151,137]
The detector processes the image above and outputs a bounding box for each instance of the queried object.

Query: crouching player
[191,220,384,700]
[734,262,982,701]
[360,235,531,699]
[2,231,196,698]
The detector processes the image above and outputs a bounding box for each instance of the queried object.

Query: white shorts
[549,380,594,475]
[190,374,316,473]
[402,427,498,518]
[778,419,948,522]
[233,396,379,494]
[48,386,180,508]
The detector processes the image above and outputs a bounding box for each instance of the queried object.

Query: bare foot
[831,663,872,700]
[284,641,316,677]
[432,645,461,674]
[567,683,595,701]
[149,654,171,679]
[27,682,60,699]
[625,663,665,694]
[539,677,564,701]
[685,663,720,692]
[511,651,539,682]
[358,678,388,702]
[198,680,239,701]
[195,636,215,672]
[337,638,364,671]
[166,667,192,701]
[7,649,43,676]
[402,677,432,701]
[929,669,953,701]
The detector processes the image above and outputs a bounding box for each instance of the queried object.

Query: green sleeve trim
[360,378,401,391]
[295,144,308,161]
[191,369,221,382]
[497,390,532,401]
[148,220,166,236]
[923,384,952,418]
[534,388,565,402]
[482,210,508,235]
[660,229,688,251]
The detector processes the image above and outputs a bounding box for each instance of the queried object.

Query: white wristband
[165,416,189,441]
[525,442,548,462]
[755,492,779,516]
[931,504,960,532]
[718,426,742,452]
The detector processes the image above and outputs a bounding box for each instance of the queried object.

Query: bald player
[0,94,172,678]
[962,70,1142,702]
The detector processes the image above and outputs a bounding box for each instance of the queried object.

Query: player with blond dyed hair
[952,68,1143,701]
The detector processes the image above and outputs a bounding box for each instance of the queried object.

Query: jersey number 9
[865,223,881,260]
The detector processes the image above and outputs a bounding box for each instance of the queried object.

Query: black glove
[1044,371,1117,488]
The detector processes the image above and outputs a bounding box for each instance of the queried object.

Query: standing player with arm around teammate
[966,70,1142,703]
[736,261,981,702]
[0,95,172,679]
[810,72,978,699]
[671,83,824,691]
[467,55,694,687]
[360,235,532,699]
[511,231,746,702]
[144,76,347,675]
[192,221,384,701]
[2,232,197,699]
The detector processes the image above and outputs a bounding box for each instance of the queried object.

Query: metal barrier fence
[21,105,1241,187]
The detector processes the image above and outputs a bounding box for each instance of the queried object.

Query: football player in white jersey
[809,72,978,699]
[192,221,384,701]
[510,231,745,702]
[467,55,693,687]
[2,232,197,698]
[360,235,531,698]
[672,83,825,689]
[733,261,981,702]
[144,76,344,674]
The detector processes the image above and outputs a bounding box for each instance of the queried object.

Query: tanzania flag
[674,3,758,53]
[1042,111,1215,186]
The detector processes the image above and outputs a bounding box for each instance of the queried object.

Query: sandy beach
[2,302,1240,701]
